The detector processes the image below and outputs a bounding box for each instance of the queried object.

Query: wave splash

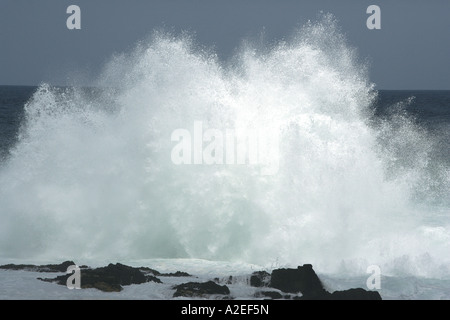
[1,15,449,277]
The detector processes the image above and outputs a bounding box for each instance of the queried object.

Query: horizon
[1,84,449,92]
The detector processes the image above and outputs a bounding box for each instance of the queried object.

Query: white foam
[0,14,448,278]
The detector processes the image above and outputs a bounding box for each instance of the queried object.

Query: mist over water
[0,15,449,278]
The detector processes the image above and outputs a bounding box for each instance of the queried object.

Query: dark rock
[39,263,162,292]
[269,264,382,300]
[146,275,163,283]
[173,281,230,298]
[250,271,271,287]
[82,281,123,293]
[0,260,76,273]
[330,288,382,300]
[139,267,191,277]
[89,263,150,286]
[161,271,192,277]
[139,267,161,276]
[270,264,327,298]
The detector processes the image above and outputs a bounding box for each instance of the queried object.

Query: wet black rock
[270,264,327,298]
[330,288,382,300]
[139,267,191,277]
[269,264,382,300]
[138,266,161,275]
[173,281,230,298]
[39,263,162,292]
[250,271,271,287]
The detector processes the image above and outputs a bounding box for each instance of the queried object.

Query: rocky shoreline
[0,261,381,300]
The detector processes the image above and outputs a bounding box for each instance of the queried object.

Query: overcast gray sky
[0,0,449,89]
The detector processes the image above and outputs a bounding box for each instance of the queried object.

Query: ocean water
[0,16,449,299]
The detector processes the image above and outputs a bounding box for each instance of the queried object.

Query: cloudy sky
[0,0,449,89]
